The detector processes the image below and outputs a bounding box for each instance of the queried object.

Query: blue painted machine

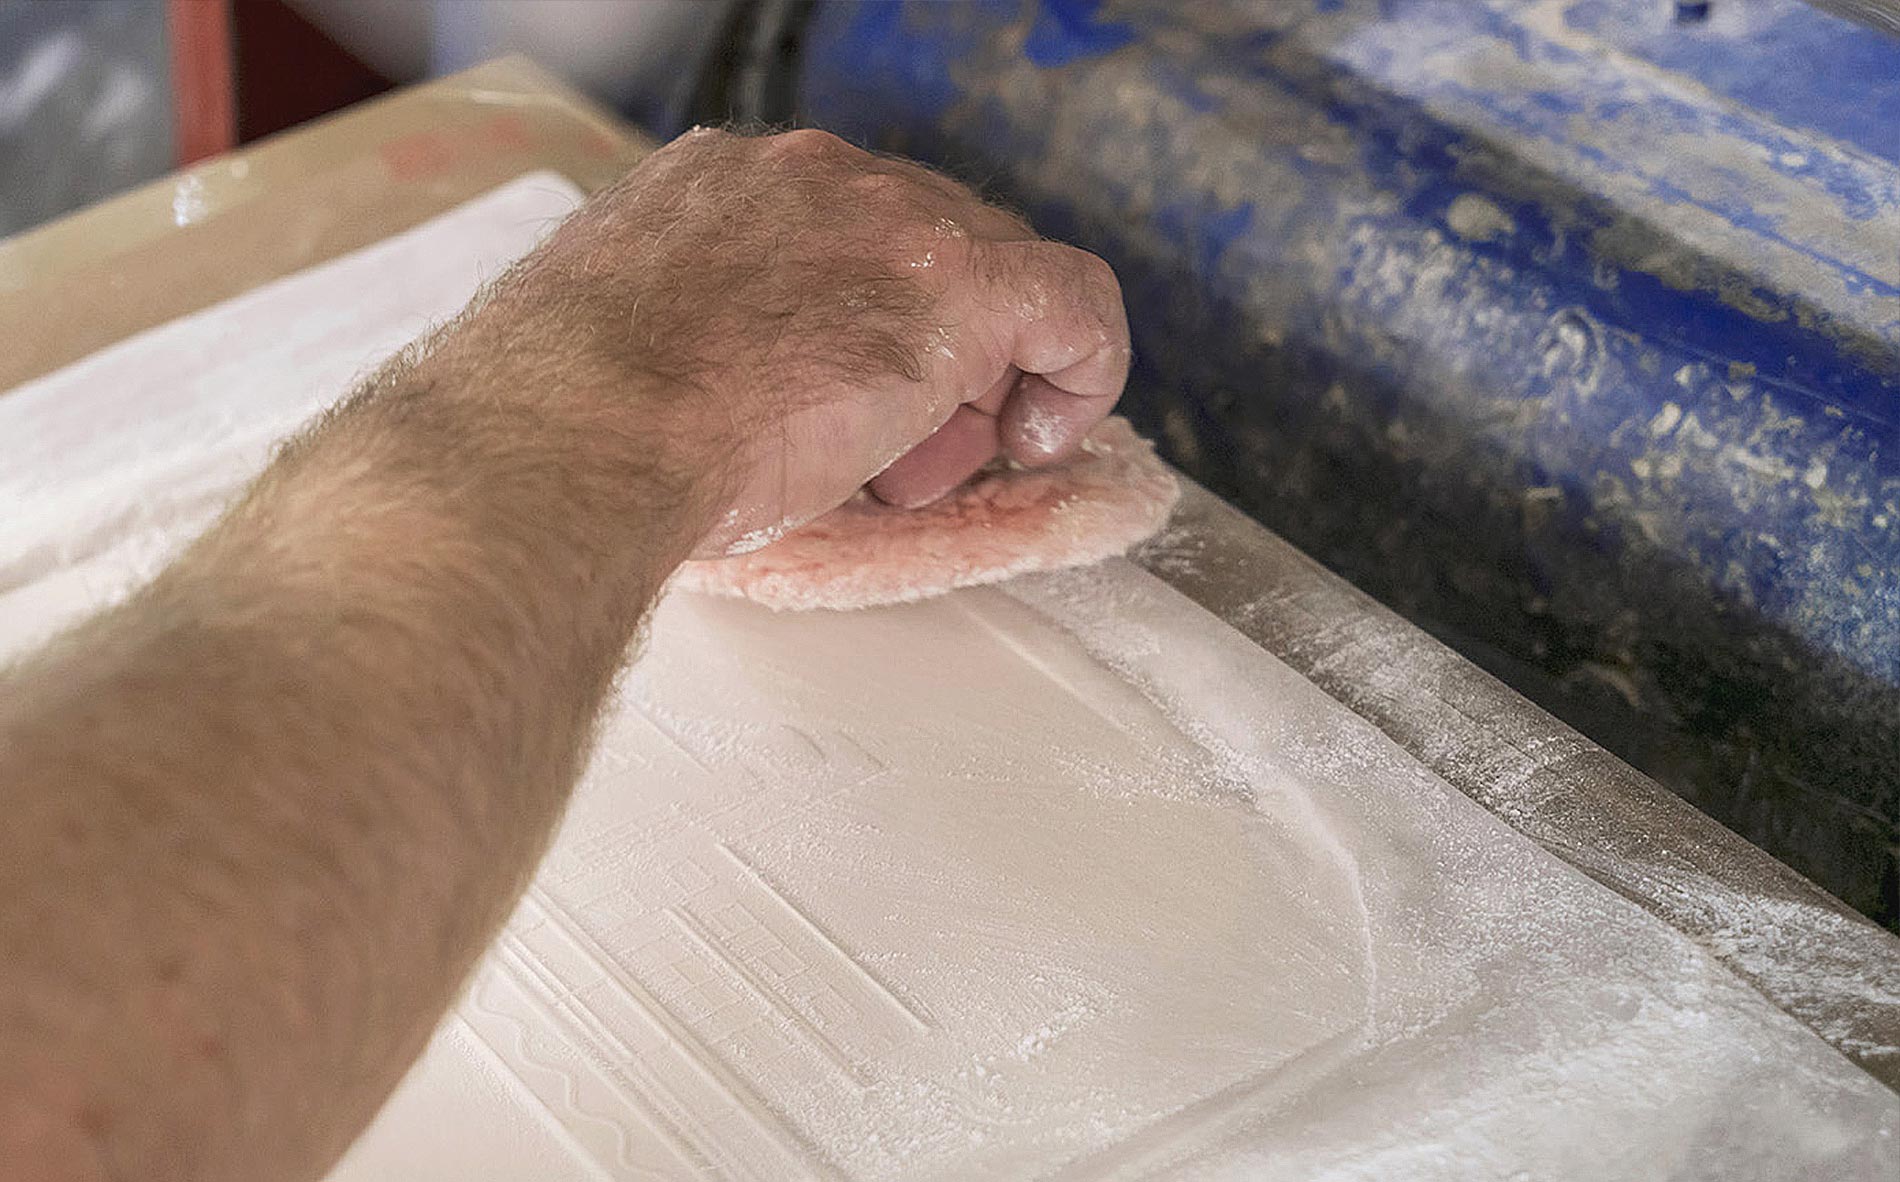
[722,0,1900,927]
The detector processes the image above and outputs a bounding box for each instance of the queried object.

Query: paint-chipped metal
[796,0,1900,927]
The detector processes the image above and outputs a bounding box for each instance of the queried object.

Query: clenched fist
[450,127,1132,555]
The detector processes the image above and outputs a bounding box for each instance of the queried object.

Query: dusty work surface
[3,176,1897,1179]
[6,53,1896,1089]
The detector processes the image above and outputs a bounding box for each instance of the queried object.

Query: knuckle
[890,157,962,196]
[980,200,1036,238]
[664,124,729,155]
[1072,248,1119,293]
[846,171,914,201]
[769,127,849,158]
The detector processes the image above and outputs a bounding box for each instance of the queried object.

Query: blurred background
[0,0,751,237]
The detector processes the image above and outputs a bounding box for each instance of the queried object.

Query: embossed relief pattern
[443,586,1372,1180]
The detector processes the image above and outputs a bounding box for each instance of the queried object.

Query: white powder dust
[3,176,1892,1182]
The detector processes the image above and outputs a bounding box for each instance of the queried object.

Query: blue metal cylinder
[796,0,1900,923]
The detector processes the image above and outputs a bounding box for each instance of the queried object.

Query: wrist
[409,339,727,562]
[422,291,739,552]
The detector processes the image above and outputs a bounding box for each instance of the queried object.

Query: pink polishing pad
[675,416,1180,611]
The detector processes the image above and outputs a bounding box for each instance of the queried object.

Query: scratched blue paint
[812,1,999,129]
[1562,0,1900,168]
[1154,198,1255,276]
[1023,0,1137,67]
[1448,1,1592,66]
[1153,59,1220,113]
[796,0,1900,923]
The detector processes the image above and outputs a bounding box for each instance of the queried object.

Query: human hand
[470,127,1132,558]
[0,128,1139,1182]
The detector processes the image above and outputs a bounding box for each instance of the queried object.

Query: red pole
[169,0,236,164]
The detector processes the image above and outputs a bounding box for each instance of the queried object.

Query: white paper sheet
[3,174,1894,1181]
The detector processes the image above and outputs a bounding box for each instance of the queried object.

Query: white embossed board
[3,176,1895,1180]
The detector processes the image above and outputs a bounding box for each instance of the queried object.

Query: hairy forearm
[0,336,712,1179]
[0,125,1130,1182]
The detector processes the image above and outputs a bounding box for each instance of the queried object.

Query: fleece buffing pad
[674,416,1179,611]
